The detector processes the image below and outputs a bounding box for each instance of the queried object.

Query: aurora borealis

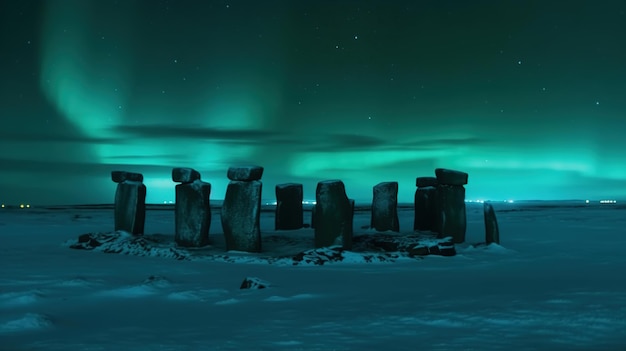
[1,0,625,205]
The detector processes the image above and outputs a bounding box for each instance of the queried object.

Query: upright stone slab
[414,177,438,231]
[311,203,317,229]
[314,180,353,249]
[484,202,500,245]
[275,183,303,230]
[371,182,399,232]
[348,199,355,249]
[434,168,468,243]
[111,171,146,235]
[221,166,264,252]
[172,167,211,247]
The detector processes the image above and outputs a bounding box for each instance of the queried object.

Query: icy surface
[1,202,625,350]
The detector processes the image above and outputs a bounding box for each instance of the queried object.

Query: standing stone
[314,180,353,249]
[349,199,355,245]
[111,171,146,235]
[371,182,399,232]
[172,167,211,247]
[311,203,317,229]
[221,166,263,252]
[414,177,438,231]
[275,183,304,230]
[434,168,468,243]
[484,202,500,245]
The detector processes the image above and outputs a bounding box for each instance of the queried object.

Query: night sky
[1,0,625,205]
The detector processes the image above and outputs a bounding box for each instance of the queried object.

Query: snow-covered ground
[1,202,625,350]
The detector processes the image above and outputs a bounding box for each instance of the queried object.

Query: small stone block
[111,171,143,183]
[227,165,264,181]
[434,168,468,185]
[416,177,438,188]
[172,167,201,184]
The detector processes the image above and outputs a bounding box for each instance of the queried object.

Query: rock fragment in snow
[314,180,353,249]
[240,277,270,289]
[111,171,146,235]
[371,181,400,232]
[484,202,500,245]
[173,168,211,247]
[275,183,304,230]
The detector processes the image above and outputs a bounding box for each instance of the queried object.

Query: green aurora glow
[1,0,625,205]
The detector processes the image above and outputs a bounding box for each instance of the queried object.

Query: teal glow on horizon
[0,0,624,205]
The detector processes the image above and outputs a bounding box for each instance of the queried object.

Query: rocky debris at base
[68,231,189,260]
[292,234,455,265]
[355,232,455,256]
[66,231,455,265]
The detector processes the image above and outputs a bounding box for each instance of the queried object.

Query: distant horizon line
[1,198,623,209]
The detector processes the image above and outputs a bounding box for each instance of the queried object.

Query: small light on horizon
[599,200,617,204]
[26,204,30,208]
[1,204,4,208]
[20,204,24,208]
[585,199,590,204]
[465,199,486,203]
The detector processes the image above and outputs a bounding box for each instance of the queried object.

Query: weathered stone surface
[314,180,353,249]
[437,237,457,256]
[172,167,201,184]
[113,180,146,235]
[275,183,304,230]
[416,176,437,188]
[407,245,430,256]
[67,232,188,260]
[311,204,316,229]
[111,171,143,183]
[240,277,270,289]
[68,231,458,264]
[221,180,262,252]
[227,165,264,181]
[371,182,399,232]
[435,168,468,186]
[414,186,437,231]
[484,202,500,245]
[435,185,466,243]
[174,180,211,247]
